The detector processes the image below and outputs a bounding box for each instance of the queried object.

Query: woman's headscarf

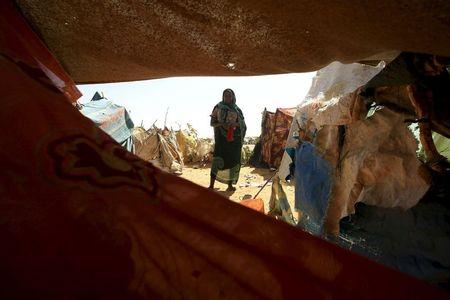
[222,88,236,105]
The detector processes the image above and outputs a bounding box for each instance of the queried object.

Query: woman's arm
[210,117,226,127]
[210,105,227,127]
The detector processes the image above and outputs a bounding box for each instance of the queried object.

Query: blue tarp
[294,141,332,233]
[80,93,135,152]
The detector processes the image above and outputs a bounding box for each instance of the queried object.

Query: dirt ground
[180,165,296,214]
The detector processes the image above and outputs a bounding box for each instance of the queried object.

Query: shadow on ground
[217,190,236,198]
[250,167,276,180]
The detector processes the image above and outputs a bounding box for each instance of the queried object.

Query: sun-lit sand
[180,165,296,214]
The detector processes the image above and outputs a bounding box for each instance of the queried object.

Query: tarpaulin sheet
[80,97,134,147]
[278,61,387,182]
[294,142,332,233]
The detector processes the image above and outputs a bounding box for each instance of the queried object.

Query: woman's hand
[210,117,225,128]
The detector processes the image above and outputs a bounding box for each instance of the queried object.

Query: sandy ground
[180,165,296,214]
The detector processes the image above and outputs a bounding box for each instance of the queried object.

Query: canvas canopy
[80,92,135,152]
[15,0,450,83]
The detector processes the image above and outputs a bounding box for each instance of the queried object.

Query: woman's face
[223,91,233,104]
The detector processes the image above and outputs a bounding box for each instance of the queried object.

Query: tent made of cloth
[80,92,135,152]
[254,108,296,168]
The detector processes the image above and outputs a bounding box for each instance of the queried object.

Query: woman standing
[209,89,246,191]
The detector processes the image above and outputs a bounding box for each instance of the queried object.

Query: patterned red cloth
[261,108,296,168]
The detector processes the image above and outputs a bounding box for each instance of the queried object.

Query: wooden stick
[253,172,276,199]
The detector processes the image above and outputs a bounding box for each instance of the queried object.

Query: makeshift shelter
[279,61,431,235]
[276,60,450,282]
[80,92,135,152]
[133,126,183,174]
[1,1,449,299]
[252,108,296,168]
[175,125,213,165]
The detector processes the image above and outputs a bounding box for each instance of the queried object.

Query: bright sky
[77,72,316,137]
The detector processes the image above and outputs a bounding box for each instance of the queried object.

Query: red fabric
[0,1,81,102]
[0,2,448,299]
[240,198,265,214]
[261,110,276,165]
[261,108,296,167]
[226,126,236,141]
